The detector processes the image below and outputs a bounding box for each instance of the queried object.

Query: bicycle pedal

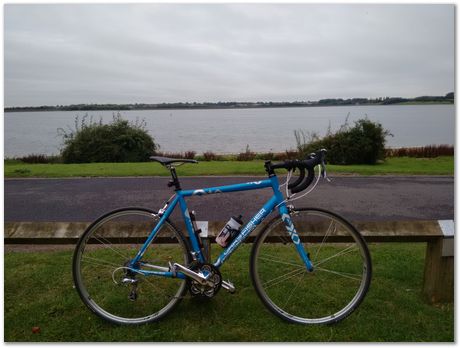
[121,277,138,285]
[128,289,138,301]
[222,280,236,293]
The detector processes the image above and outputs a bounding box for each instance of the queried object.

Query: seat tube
[177,194,205,263]
[278,203,314,272]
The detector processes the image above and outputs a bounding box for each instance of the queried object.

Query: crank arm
[173,262,213,286]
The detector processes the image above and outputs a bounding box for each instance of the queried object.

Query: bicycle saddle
[149,156,198,166]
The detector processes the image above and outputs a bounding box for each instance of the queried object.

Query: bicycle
[72,149,372,325]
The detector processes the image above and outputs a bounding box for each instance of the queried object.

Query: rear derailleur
[112,260,140,301]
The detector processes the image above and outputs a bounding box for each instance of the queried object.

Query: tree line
[5,92,454,112]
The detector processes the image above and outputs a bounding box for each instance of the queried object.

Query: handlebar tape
[287,166,305,189]
[290,165,315,193]
[290,154,324,193]
[269,149,327,194]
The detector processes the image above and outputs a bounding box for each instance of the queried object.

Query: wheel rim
[74,210,188,324]
[253,209,370,324]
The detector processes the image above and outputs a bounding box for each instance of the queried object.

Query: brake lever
[320,160,331,182]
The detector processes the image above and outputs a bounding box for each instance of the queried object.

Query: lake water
[4,104,455,157]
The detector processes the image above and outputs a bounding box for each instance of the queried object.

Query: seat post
[167,166,182,191]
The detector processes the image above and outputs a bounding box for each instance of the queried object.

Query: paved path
[4,176,454,222]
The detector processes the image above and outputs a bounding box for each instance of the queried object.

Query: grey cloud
[4,3,454,106]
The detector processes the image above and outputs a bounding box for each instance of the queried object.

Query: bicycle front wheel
[250,208,371,325]
[72,207,190,325]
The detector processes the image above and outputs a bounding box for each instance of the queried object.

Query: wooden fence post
[423,224,454,303]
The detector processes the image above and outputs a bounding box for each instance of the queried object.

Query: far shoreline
[4,101,454,113]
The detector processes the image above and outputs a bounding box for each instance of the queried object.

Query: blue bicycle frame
[129,174,313,279]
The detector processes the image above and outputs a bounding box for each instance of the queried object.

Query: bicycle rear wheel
[72,207,190,325]
[250,208,371,325]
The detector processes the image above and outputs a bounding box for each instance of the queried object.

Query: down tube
[214,195,279,268]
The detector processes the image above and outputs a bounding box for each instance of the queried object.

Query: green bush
[58,114,158,163]
[295,118,392,164]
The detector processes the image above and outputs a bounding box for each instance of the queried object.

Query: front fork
[278,205,314,272]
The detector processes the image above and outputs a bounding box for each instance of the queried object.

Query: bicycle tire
[72,207,190,325]
[250,207,371,325]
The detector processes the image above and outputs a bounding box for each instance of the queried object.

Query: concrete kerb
[4,219,454,303]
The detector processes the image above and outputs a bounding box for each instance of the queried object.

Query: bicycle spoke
[314,244,358,268]
[92,234,132,260]
[258,255,305,269]
[139,275,179,300]
[315,267,363,282]
[263,267,307,289]
[82,255,121,268]
[282,271,306,308]
[313,221,336,261]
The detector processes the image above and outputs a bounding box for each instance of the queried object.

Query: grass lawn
[3,156,454,178]
[4,243,453,342]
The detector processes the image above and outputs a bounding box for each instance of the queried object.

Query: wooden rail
[4,219,454,303]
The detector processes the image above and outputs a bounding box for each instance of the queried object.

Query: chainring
[187,262,222,298]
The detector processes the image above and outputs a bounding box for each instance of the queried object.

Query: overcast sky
[4,3,455,107]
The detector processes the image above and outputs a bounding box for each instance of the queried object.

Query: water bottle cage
[227,228,239,242]
[216,227,239,247]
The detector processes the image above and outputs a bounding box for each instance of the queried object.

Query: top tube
[180,179,273,197]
